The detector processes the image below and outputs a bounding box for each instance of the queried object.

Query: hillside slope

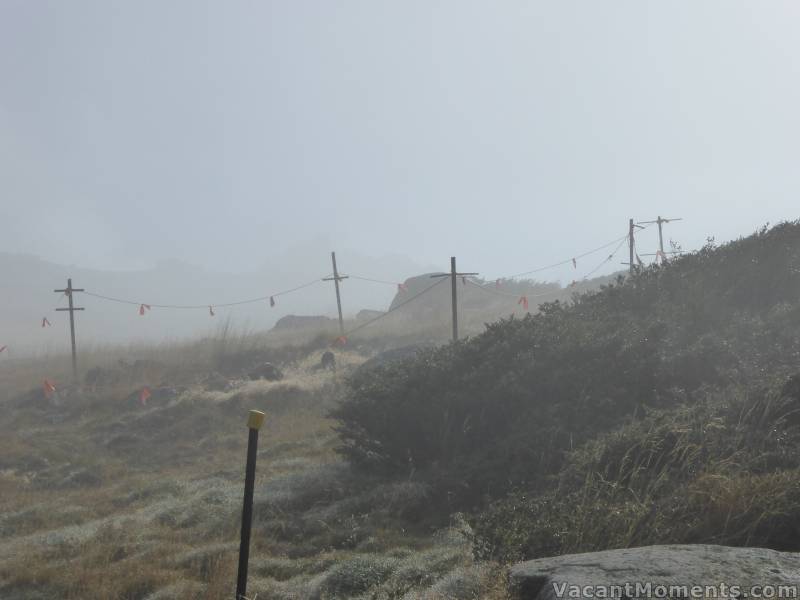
[333,222,800,560]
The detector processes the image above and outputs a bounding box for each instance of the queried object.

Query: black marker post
[236,410,265,600]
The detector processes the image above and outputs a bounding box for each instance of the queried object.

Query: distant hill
[0,250,433,355]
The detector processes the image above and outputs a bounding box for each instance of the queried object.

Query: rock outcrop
[510,545,800,600]
[271,315,337,331]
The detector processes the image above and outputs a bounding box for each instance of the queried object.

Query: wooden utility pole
[638,216,683,263]
[623,219,646,274]
[54,278,84,381]
[628,219,635,275]
[323,252,349,335]
[430,257,478,342]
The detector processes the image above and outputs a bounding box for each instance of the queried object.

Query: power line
[486,232,630,281]
[584,235,629,279]
[466,278,562,300]
[81,277,325,310]
[466,232,630,303]
[340,277,448,339]
[348,275,404,286]
[75,226,656,313]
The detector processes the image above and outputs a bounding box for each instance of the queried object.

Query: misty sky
[2,1,799,287]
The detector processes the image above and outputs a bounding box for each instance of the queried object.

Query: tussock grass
[0,329,497,599]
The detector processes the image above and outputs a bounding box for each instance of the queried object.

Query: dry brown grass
[0,336,493,599]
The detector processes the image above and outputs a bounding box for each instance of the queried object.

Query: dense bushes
[474,377,800,560]
[332,309,669,499]
[331,221,800,549]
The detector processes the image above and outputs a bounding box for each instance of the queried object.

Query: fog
[2,1,799,352]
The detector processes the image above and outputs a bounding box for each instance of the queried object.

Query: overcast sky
[2,1,799,286]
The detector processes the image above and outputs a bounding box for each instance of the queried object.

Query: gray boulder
[320,350,336,372]
[356,309,385,321]
[271,314,336,332]
[248,362,284,381]
[510,545,800,600]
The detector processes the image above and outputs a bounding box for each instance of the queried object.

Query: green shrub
[332,222,800,511]
[473,378,800,561]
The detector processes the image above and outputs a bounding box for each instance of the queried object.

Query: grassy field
[0,336,506,600]
[8,224,799,599]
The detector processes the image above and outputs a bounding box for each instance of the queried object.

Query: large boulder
[272,315,337,332]
[356,309,385,321]
[510,545,800,600]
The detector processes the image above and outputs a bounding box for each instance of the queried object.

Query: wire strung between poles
[348,275,406,286]
[466,233,632,301]
[582,236,630,279]
[340,277,448,338]
[476,224,655,285]
[486,233,629,281]
[465,278,563,300]
[80,277,325,310]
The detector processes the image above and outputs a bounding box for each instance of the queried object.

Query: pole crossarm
[326,252,347,335]
[637,217,683,225]
[637,216,683,264]
[54,278,84,381]
[430,257,478,342]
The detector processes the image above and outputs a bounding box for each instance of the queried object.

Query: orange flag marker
[139,387,152,406]
[43,379,57,399]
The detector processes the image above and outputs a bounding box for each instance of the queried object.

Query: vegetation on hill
[332,222,800,560]
[6,222,800,598]
[0,333,506,599]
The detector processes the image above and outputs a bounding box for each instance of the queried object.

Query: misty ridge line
[0,221,678,357]
[62,226,641,314]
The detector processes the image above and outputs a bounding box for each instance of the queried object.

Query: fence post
[235,410,265,600]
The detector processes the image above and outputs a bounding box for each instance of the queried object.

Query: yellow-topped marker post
[235,410,265,600]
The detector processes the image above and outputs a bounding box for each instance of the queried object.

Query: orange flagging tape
[43,379,57,398]
[139,387,152,406]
